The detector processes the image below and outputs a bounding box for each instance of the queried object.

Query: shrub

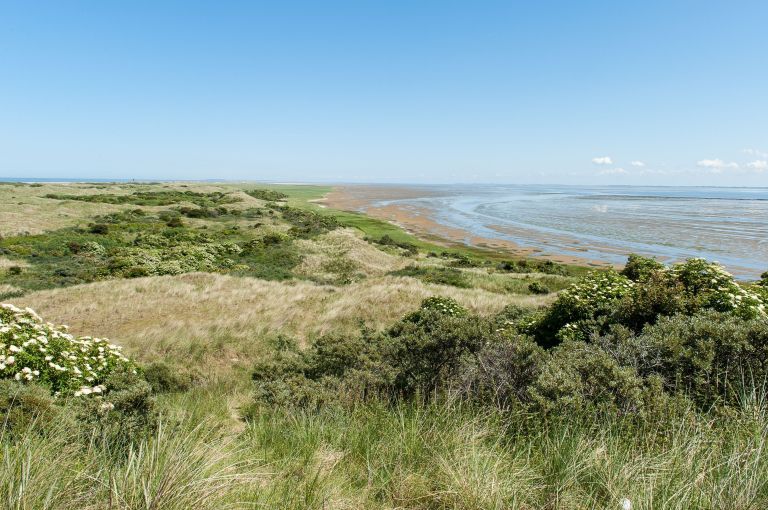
[635,311,768,407]
[279,207,339,238]
[414,296,468,318]
[530,257,767,347]
[527,281,550,295]
[368,234,418,256]
[383,310,495,396]
[45,190,241,207]
[142,361,195,393]
[89,223,109,235]
[456,335,546,409]
[75,366,157,449]
[7,266,22,275]
[251,301,498,408]
[0,380,68,435]
[245,188,288,201]
[621,253,666,281]
[530,340,649,416]
[0,304,135,396]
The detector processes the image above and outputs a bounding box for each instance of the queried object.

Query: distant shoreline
[320,184,614,270]
[320,184,768,280]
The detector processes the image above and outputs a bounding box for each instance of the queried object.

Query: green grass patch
[390,265,471,288]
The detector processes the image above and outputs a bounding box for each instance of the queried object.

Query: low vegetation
[44,190,241,207]
[2,182,768,508]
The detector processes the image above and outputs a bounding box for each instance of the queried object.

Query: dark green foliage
[631,312,768,407]
[497,258,569,276]
[390,265,471,288]
[527,281,550,294]
[278,206,340,238]
[444,253,482,268]
[89,223,110,235]
[621,253,666,281]
[0,380,68,436]
[0,207,306,292]
[142,361,196,393]
[527,257,766,348]
[75,367,157,450]
[244,188,289,201]
[367,234,418,255]
[384,310,494,395]
[7,266,22,275]
[251,298,499,408]
[529,340,650,416]
[456,335,546,409]
[44,190,241,207]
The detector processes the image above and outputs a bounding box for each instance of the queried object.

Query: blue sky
[1,1,767,185]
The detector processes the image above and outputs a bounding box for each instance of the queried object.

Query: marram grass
[4,397,768,509]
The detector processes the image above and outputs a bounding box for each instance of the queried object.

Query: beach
[322,184,768,279]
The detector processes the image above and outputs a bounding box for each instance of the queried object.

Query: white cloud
[592,156,613,165]
[744,148,768,159]
[630,161,645,167]
[696,159,739,172]
[747,160,768,172]
[598,167,628,175]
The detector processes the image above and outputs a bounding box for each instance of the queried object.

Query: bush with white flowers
[0,303,134,396]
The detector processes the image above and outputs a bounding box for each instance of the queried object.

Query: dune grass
[7,181,765,508]
[5,395,768,509]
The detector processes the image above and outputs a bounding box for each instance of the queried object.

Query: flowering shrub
[418,296,468,317]
[0,303,134,396]
[528,257,767,346]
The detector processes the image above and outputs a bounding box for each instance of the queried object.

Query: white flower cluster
[671,258,766,319]
[557,270,635,314]
[0,303,135,396]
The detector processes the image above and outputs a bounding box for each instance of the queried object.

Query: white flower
[9,345,20,353]
[621,498,632,510]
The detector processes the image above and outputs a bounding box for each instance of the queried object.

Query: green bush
[142,361,196,393]
[413,296,468,318]
[0,380,68,436]
[529,340,650,416]
[527,281,550,295]
[244,188,288,201]
[251,300,498,408]
[634,311,768,407]
[456,334,546,409]
[528,257,767,347]
[75,366,157,449]
[367,234,418,256]
[621,253,666,281]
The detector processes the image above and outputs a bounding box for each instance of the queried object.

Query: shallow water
[371,185,768,279]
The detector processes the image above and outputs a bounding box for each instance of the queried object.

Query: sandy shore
[321,185,613,268]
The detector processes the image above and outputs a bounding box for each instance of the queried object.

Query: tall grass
[3,395,768,508]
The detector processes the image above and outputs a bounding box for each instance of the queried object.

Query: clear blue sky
[1,1,767,185]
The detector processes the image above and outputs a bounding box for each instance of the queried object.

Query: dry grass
[15,272,550,376]
[295,228,410,280]
[0,182,268,236]
[0,257,29,270]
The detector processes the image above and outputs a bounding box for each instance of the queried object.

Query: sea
[368,184,768,280]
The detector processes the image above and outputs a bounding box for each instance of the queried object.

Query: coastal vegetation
[2,182,768,508]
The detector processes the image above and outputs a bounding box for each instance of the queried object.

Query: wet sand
[321,185,613,268]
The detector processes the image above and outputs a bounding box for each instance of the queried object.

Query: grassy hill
[2,181,768,509]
